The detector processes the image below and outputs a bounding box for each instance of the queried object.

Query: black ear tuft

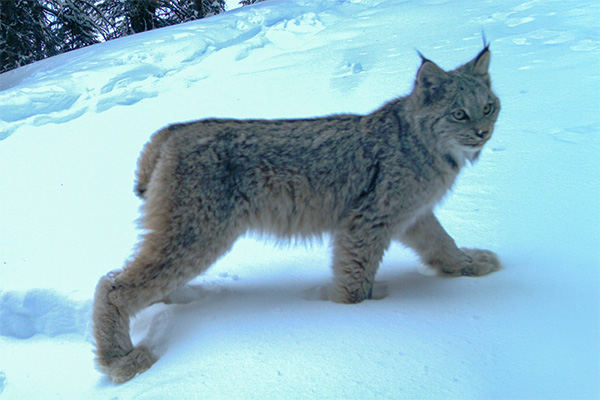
[416,49,431,65]
[481,30,489,48]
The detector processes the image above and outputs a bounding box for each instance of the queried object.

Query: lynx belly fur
[93,47,501,383]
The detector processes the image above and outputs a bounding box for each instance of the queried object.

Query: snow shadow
[300,281,388,301]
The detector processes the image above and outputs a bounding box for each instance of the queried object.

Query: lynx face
[415,47,500,160]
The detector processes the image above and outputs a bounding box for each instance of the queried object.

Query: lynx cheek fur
[93,47,501,383]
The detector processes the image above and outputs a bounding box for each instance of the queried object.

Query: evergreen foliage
[0,0,53,72]
[0,0,236,74]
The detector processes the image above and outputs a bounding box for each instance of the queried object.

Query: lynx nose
[474,128,489,139]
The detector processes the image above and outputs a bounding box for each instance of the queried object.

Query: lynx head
[412,46,500,163]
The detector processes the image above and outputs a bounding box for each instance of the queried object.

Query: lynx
[93,46,501,383]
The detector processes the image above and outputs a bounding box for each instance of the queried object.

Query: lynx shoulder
[93,46,501,383]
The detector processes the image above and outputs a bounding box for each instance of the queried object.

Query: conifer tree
[0,0,52,72]
[50,0,103,52]
[0,0,228,73]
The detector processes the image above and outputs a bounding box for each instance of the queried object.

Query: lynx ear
[471,46,491,75]
[416,57,448,103]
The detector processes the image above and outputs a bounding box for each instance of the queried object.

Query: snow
[0,0,598,398]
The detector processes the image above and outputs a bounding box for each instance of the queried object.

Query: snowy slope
[0,0,599,398]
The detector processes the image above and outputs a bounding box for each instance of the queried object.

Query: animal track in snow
[0,84,81,124]
[0,372,6,395]
[330,60,365,94]
[332,61,363,77]
[0,289,91,339]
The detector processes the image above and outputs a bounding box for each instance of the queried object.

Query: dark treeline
[0,0,265,74]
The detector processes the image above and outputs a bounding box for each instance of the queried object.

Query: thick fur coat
[93,47,501,383]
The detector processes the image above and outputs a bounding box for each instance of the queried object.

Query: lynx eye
[483,103,494,115]
[451,109,469,121]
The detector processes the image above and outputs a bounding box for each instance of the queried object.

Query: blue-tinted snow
[0,0,598,398]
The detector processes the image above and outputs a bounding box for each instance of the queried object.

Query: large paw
[106,346,157,384]
[329,284,372,304]
[439,248,501,277]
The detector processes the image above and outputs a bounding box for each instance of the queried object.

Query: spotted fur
[93,47,501,383]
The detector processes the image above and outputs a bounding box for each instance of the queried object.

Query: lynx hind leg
[438,247,501,277]
[93,226,240,383]
[92,270,158,384]
[93,206,242,382]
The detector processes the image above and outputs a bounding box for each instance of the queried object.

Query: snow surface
[1,0,599,398]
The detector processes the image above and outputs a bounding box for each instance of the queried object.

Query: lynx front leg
[330,216,391,304]
[400,211,501,276]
